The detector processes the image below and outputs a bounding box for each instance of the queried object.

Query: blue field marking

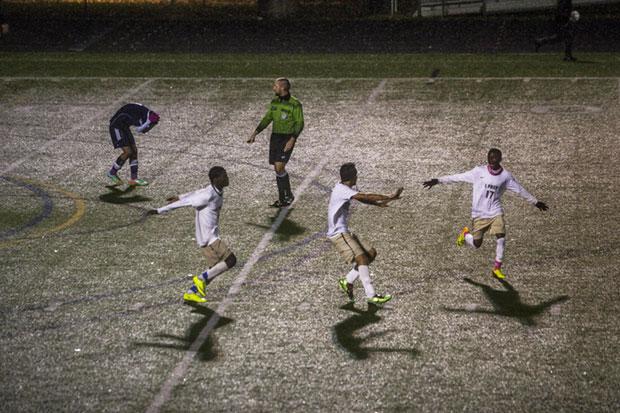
[0,176,53,240]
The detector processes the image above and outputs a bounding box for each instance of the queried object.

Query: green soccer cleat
[183,292,206,304]
[456,226,470,247]
[492,268,506,279]
[368,294,392,305]
[128,178,149,187]
[107,172,123,186]
[338,278,354,302]
[193,275,206,297]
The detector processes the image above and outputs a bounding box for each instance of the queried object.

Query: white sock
[495,237,505,263]
[200,260,229,282]
[465,233,475,248]
[346,268,359,284]
[357,265,376,298]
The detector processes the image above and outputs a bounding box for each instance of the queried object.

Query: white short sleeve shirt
[327,182,359,237]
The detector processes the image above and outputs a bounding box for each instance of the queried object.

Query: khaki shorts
[329,232,374,264]
[201,238,233,268]
[472,215,506,240]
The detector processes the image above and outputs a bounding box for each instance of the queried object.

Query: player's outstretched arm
[423,179,439,189]
[353,187,403,207]
[535,201,548,211]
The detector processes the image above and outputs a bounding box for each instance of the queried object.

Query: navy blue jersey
[110,103,159,133]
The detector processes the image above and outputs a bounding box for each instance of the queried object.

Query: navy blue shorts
[269,134,294,165]
[109,125,135,149]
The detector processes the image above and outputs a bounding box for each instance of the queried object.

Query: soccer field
[1,65,619,412]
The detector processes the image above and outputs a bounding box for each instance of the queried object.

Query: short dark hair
[340,163,357,182]
[209,166,226,182]
[488,148,502,159]
[276,77,291,91]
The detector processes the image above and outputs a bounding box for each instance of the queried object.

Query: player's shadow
[132,304,233,361]
[246,210,306,242]
[333,302,418,360]
[99,186,151,204]
[444,277,569,326]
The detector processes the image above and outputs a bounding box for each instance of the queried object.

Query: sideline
[145,78,388,413]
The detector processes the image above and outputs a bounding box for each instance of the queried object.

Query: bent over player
[423,148,548,279]
[248,78,304,208]
[148,166,237,304]
[328,163,403,305]
[107,103,159,187]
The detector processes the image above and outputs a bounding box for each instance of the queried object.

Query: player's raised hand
[423,179,439,189]
[247,132,256,144]
[535,201,548,211]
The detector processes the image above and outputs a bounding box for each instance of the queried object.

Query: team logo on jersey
[281,112,288,120]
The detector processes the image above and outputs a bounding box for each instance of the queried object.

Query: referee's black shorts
[269,133,294,165]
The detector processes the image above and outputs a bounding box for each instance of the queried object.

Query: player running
[107,103,159,187]
[423,148,548,279]
[147,166,237,304]
[328,163,403,305]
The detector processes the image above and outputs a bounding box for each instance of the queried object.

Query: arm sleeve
[292,103,304,138]
[506,175,538,205]
[255,108,273,134]
[438,169,476,184]
[157,190,212,214]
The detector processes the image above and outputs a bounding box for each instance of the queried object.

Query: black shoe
[270,199,291,208]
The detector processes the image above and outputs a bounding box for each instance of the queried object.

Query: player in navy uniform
[107,103,159,186]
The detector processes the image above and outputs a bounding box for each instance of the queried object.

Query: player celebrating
[148,166,237,304]
[107,103,159,187]
[247,78,304,208]
[328,163,403,305]
[423,148,548,279]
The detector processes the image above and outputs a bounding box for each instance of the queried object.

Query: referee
[248,78,304,208]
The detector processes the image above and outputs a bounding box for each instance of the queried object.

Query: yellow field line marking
[0,176,86,247]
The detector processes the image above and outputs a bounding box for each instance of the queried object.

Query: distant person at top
[0,11,9,38]
[535,0,580,61]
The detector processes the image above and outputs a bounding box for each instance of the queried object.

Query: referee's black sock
[282,172,293,200]
[276,173,287,202]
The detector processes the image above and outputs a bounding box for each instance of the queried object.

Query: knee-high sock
[109,156,126,175]
[276,172,287,201]
[200,260,229,283]
[346,268,359,284]
[129,159,138,180]
[495,238,505,267]
[282,172,292,199]
[465,233,475,248]
[357,265,375,298]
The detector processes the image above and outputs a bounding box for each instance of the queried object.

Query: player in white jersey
[147,166,237,303]
[423,148,548,279]
[328,163,403,305]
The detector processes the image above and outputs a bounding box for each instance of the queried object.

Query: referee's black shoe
[270,196,294,208]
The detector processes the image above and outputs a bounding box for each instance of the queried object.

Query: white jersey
[157,184,223,247]
[327,182,359,237]
[439,165,538,219]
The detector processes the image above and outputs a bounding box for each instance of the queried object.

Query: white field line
[0,79,155,176]
[1,76,620,81]
[145,78,388,413]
